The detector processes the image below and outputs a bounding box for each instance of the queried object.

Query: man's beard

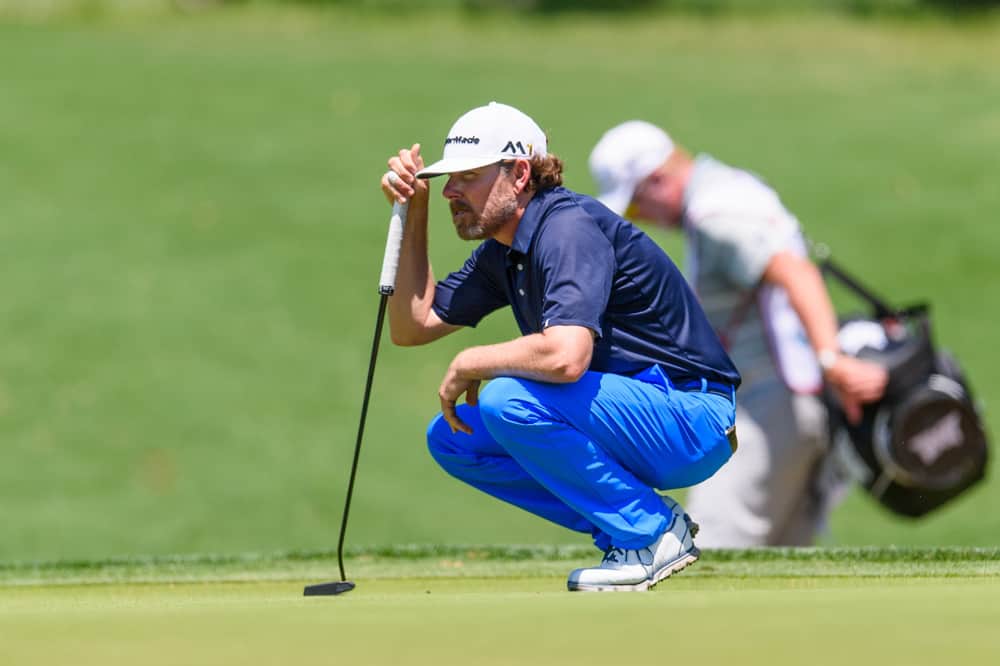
[450,182,518,241]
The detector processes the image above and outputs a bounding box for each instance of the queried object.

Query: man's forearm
[451,326,595,384]
[764,252,840,357]
[785,265,840,356]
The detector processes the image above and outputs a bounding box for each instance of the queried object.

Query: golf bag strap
[716,282,761,351]
[818,257,897,319]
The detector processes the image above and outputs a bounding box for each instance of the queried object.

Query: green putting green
[3,547,1000,666]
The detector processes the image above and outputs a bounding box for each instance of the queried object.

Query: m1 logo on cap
[446,136,480,145]
[502,140,533,156]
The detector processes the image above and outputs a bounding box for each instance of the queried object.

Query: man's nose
[442,176,461,199]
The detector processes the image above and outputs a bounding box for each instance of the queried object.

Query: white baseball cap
[416,102,548,179]
[588,120,675,215]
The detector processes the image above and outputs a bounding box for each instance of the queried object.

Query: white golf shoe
[660,494,699,539]
[567,499,699,592]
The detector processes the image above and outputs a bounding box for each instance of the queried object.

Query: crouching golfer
[381,102,741,592]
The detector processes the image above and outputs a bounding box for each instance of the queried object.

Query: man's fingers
[453,415,472,435]
[380,140,431,209]
[383,158,414,204]
[411,143,424,170]
[439,365,476,435]
[849,374,888,404]
[441,399,459,433]
[384,148,426,204]
[858,382,885,403]
[397,148,424,185]
[841,394,862,426]
[440,398,472,435]
[396,150,416,178]
[831,358,889,407]
[381,169,406,204]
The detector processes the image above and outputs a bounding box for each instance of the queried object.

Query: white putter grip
[378,201,408,295]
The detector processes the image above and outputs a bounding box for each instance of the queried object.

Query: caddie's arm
[381,144,462,347]
[437,325,595,434]
[762,251,888,424]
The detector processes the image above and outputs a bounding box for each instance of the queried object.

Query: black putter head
[303,580,355,596]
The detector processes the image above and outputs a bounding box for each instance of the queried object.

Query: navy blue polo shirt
[432,186,741,387]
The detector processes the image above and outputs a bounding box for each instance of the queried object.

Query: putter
[304,196,408,597]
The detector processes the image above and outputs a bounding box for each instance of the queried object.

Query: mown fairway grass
[1,5,998,562]
[2,548,999,666]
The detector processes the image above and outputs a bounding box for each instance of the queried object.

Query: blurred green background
[1,0,997,561]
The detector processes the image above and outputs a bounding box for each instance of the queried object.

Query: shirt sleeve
[432,242,509,327]
[694,213,787,289]
[534,208,615,336]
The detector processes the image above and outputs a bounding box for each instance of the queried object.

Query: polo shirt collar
[510,187,557,255]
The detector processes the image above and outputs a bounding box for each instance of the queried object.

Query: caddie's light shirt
[683,155,820,393]
[432,186,741,388]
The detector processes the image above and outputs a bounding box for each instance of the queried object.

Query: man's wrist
[817,348,840,372]
[452,348,486,380]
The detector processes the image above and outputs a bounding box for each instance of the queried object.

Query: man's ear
[513,158,532,194]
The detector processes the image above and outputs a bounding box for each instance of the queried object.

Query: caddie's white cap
[416,101,548,179]
[588,120,674,215]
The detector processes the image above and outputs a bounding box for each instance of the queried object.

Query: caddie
[589,120,889,546]
[381,102,741,591]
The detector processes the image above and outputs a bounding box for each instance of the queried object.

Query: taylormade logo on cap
[416,102,548,179]
[589,121,674,216]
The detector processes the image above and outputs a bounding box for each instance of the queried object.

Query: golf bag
[820,259,989,518]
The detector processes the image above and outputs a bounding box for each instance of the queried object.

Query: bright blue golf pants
[426,365,736,550]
